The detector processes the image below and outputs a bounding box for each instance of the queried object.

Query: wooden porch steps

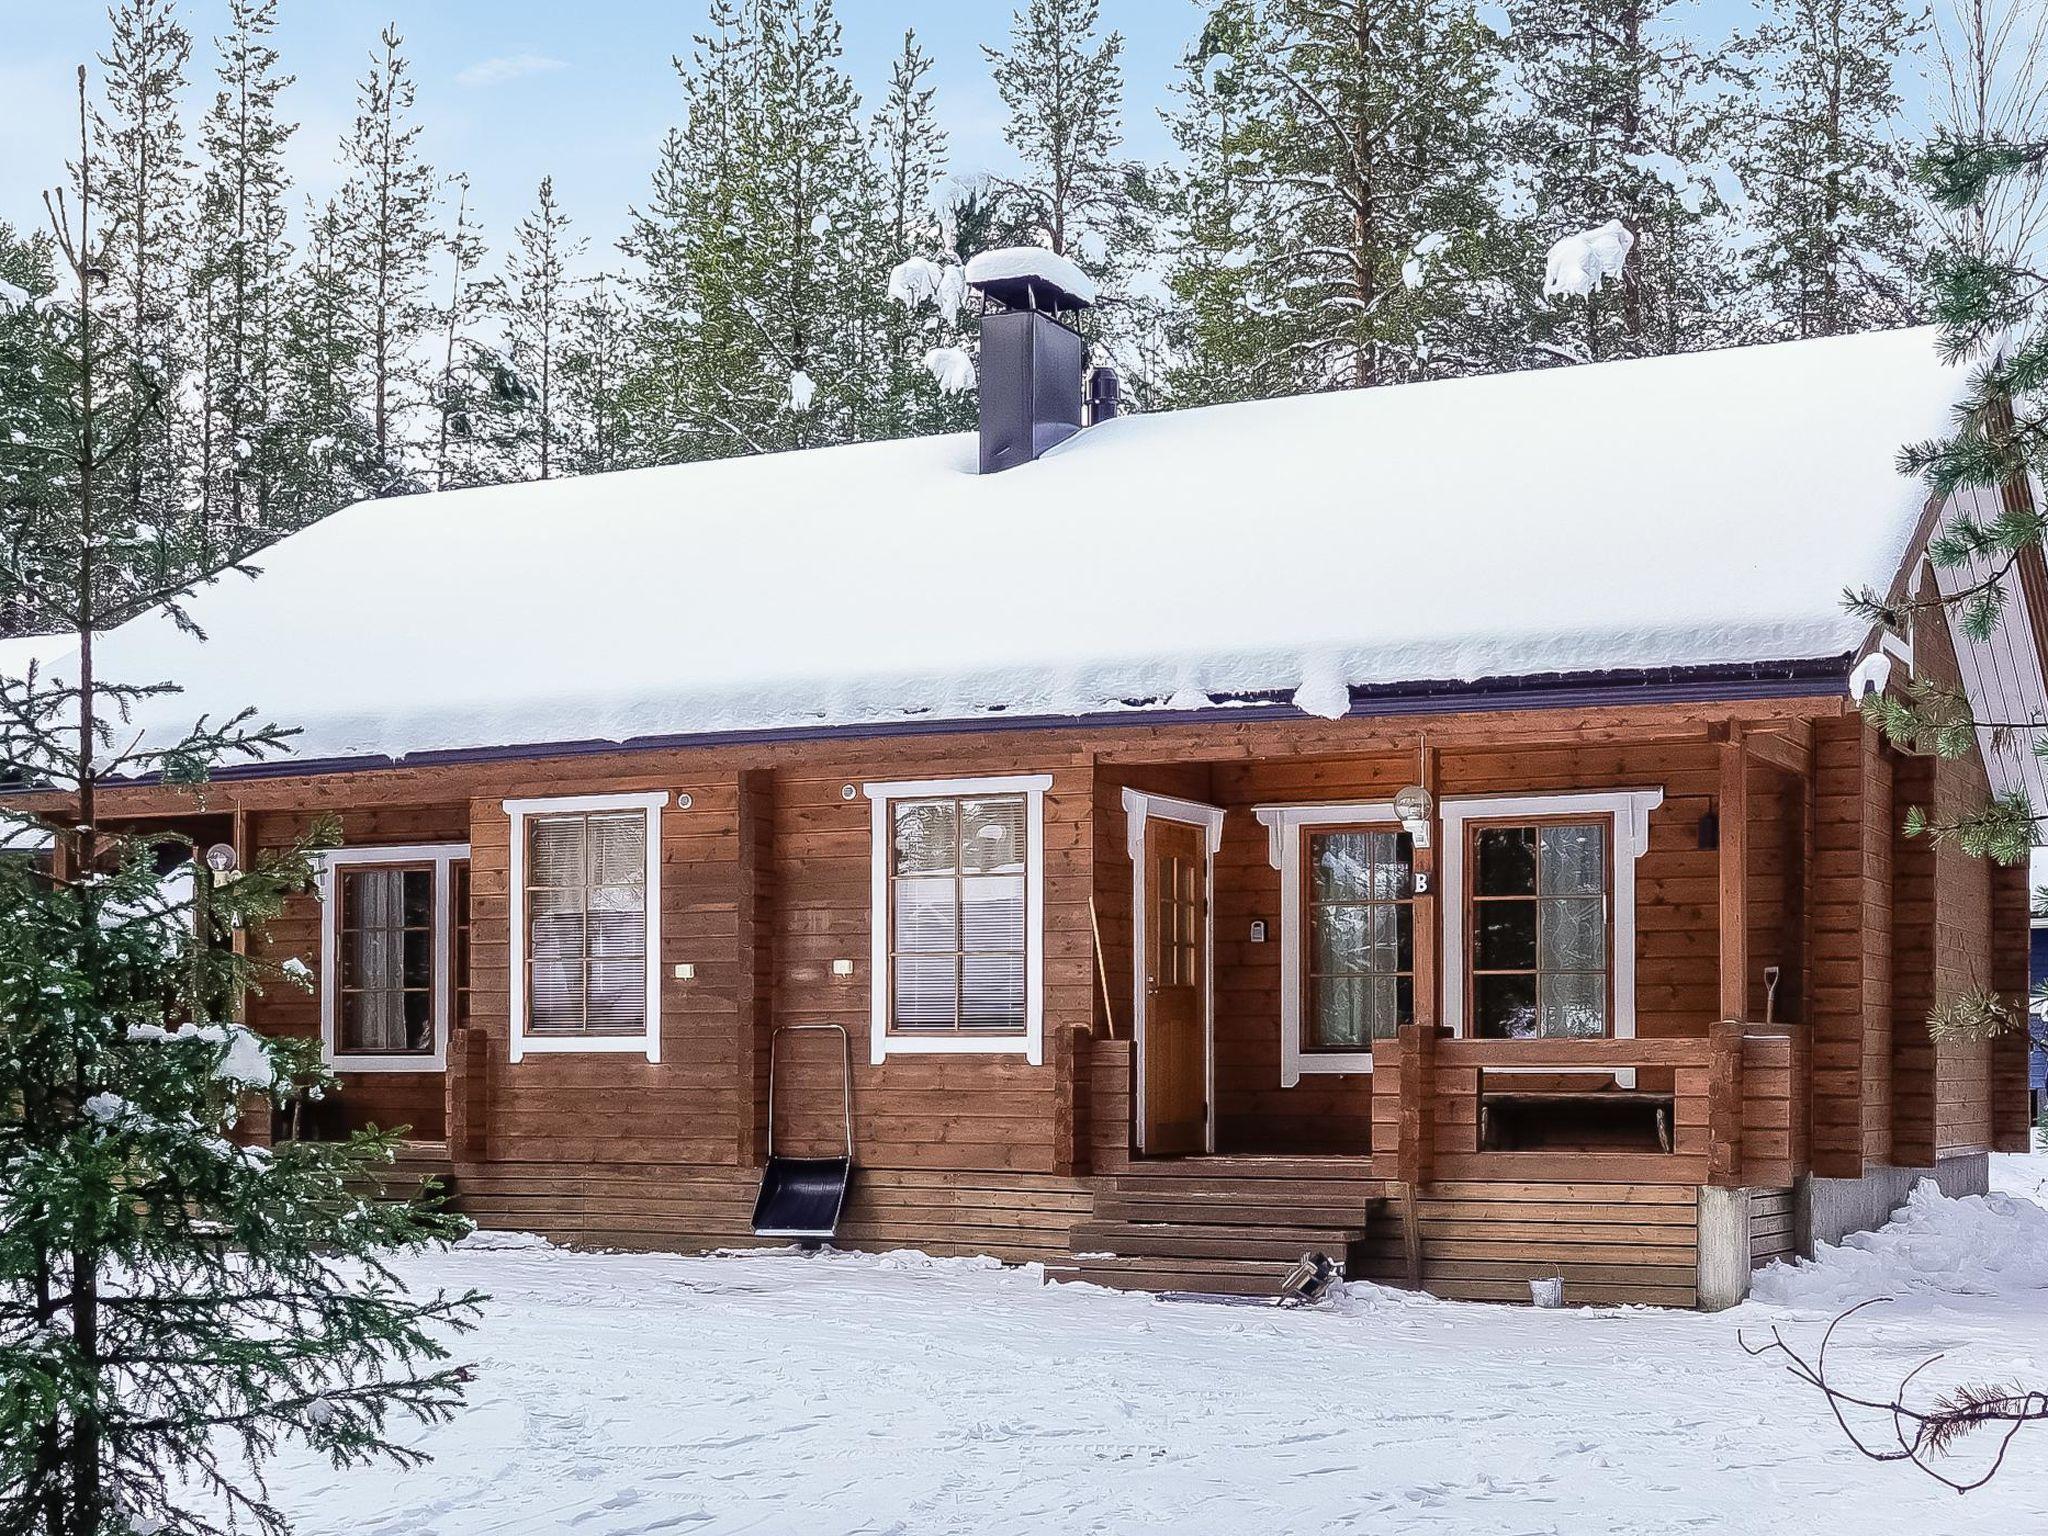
[1049,1157,1384,1298]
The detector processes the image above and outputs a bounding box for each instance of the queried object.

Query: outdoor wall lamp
[1393,784,1434,848]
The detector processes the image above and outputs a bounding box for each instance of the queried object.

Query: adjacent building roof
[8,325,1972,769]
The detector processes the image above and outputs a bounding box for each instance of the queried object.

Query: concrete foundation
[1798,1154,1989,1254]
[1695,1186,1753,1312]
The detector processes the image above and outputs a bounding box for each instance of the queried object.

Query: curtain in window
[338,867,433,1053]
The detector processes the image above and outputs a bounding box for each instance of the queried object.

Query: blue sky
[1,0,1928,268]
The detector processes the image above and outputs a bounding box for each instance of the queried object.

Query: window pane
[589,813,645,885]
[1539,896,1606,972]
[962,954,1026,1028]
[1542,971,1606,1038]
[894,876,958,952]
[1312,976,1367,1048]
[961,874,1025,952]
[529,962,581,1031]
[1476,973,1538,1039]
[960,796,1025,874]
[401,868,433,927]
[1475,826,1536,896]
[1312,903,1369,973]
[585,960,646,1031]
[1538,823,1605,896]
[529,817,584,886]
[1475,902,1537,971]
[1310,831,1375,902]
[402,928,432,989]
[402,989,432,1050]
[893,954,957,1029]
[587,908,645,959]
[892,801,958,875]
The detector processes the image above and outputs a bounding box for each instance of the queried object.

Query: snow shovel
[750,1023,854,1243]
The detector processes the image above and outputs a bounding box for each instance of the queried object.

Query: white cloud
[456,53,566,88]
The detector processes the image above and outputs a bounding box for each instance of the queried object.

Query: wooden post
[1411,741,1440,1032]
[1708,1020,1744,1186]
[1717,735,1749,1024]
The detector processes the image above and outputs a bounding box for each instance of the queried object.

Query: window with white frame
[317,843,469,1072]
[863,774,1049,1065]
[505,792,667,1063]
[1439,789,1664,1060]
[1253,801,1401,1085]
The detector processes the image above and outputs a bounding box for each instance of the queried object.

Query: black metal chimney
[963,249,1094,474]
[1087,365,1121,425]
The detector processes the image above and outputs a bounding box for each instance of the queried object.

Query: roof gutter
[74,656,1850,790]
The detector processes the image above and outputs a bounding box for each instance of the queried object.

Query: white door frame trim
[1122,788,1225,1154]
[315,841,471,1074]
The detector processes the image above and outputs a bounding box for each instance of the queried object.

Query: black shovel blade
[751,1156,851,1238]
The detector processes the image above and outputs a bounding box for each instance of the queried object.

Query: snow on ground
[251,1161,2048,1535]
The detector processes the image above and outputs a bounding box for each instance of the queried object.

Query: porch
[1076,718,1818,1305]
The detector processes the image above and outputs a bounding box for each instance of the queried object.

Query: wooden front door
[1142,819,1208,1154]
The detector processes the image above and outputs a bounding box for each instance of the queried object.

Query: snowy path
[268,1189,2048,1535]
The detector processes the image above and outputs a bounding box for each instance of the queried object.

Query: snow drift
[1751,1178,2048,1306]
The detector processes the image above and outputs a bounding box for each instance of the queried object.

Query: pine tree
[92,0,195,589]
[1733,0,1929,339]
[1508,0,1744,361]
[1848,3,2047,1041]
[192,0,297,548]
[0,77,481,1536]
[334,24,437,494]
[559,272,635,476]
[273,197,379,517]
[428,177,524,491]
[624,0,886,459]
[982,0,1137,266]
[1163,0,1530,401]
[502,176,585,480]
[871,30,971,437]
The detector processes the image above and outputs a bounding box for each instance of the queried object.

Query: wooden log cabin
[34,266,2040,1309]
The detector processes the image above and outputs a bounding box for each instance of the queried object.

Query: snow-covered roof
[10,327,1971,768]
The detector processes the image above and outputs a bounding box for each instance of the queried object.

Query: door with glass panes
[1142,820,1208,1154]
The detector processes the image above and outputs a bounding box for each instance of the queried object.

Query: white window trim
[1253,802,1400,1086]
[315,842,470,1073]
[863,773,1052,1066]
[1122,789,1226,1153]
[1439,788,1664,1086]
[504,791,668,1064]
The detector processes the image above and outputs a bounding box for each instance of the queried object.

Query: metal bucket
[1529,1276,1565,1309]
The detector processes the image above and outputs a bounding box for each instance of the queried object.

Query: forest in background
[0,0,2028,635]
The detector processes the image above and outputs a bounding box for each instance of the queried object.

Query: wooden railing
[1370,1024,1804,1189]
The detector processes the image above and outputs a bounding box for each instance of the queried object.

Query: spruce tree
[92,0,195,589]
[624,0,885,458]
[1,75,481,1536]
[0,224,70,636]
[273,197,379,518]
[1164,0,1529,401]
[1732,0,1929,339]
[1508,0,1743,361]
[192,0,297,548]
[558,273,635,477]
[333,24,437,494]
[502,176,586,480]
[872,30,971,437]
